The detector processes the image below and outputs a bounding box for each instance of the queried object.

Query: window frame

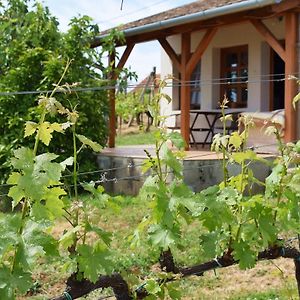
[176,59,202,110]
[220,45,248,108]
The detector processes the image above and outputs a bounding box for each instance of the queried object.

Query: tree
[0,0,112,182]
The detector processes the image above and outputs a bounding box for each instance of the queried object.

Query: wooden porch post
[285,12,298,142]
[108,52,116,148]
[181,33,191,149]
[107,44,135,148]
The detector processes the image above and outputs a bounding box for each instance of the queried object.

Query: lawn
[22,195,298,300]
[116,130,156,146]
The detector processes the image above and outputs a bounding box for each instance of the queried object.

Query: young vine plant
[129,94,300,298]
[1,70,300,300]
[0,61,115,299]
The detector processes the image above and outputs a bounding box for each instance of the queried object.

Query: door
[270,48,285,111]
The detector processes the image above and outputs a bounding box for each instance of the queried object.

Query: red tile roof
[115,0,245,32]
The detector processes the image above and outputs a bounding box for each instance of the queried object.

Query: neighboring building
[94,0,300,148]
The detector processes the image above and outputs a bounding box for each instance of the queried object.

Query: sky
[41,0,195,81]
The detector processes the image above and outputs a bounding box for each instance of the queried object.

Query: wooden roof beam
[271,0,300,13]
[158,38,181,73]
[186,27,218,76]
[250,19,286,61]
[116,43,135,70]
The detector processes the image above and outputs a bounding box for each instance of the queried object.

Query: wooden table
[189,109,243,147]
[166,109,243,147]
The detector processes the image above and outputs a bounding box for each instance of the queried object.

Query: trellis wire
[0,140,290,198]
[0,72,298,97]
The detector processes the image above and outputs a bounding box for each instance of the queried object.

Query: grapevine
[1,75,300,300]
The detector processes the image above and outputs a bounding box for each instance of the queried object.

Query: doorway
[270,48,285,111]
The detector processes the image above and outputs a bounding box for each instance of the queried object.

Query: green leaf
[12,269,32,295]
[82,182,111,209]
[167,131,185,149]
[0,266,32,299]
[200,232,219,258]
[10,147,34,170]
[60,157,74,170]
[231,150,257,164]
[8,186,25,208]
[76,134,102,152]
[295,140,300,154]
[233,240,256,269]
[217,187,239,205]
[160,144,182,178]
[50,122,63,133]
[167,285,181,300]
[229,131,243,149]
[148,225,179,249]
[34,153,64,182]
[44,187,66,219]
[39,122,54,146]
[0,214,21,258]
[77,242,111,282]
[23,220,58,258]
[257,212,277,246]
[7,172,21,185]
[85,222,112,246]
[24,121,38,137]
[293,92,300,108]
[59,226,81,250]
[145,279,161,295]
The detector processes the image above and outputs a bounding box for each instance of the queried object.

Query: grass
[116,130,156,146]
[22,194,298,300]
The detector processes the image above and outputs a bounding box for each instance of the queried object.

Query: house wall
[160,18,286,131]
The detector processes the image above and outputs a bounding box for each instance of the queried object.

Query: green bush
[0,0,113,181]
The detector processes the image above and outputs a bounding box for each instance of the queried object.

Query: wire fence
[0,72,298,97]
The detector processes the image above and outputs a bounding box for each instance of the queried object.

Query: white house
[94,0,300,149]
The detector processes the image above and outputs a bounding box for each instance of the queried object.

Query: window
[177,60,201,110]
[190,61,201,109]
[220,45,248,108]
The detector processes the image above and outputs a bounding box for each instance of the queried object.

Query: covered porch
[93,0,300,149]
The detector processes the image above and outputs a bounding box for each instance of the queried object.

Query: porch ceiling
[92,0,300,47]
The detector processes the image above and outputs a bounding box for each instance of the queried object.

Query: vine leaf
[24,121,38,137]
[10,147,34,171]
[145,278,161,295]
[76,134,102,152]
[60,157,74,170]
[233,240,256,269]
[39,122,63,146]
[77,242,112,283]
[44,187,66,219]
[200,232,219,258]
[229,131,242,149]
[148,225,179,250]
[8,185,25,208]
[59,226,81,250]
[167,131,185,149]
[23,220,59,258]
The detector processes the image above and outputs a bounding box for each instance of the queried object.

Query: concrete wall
[160,18,286,127]
[97,153,273,195]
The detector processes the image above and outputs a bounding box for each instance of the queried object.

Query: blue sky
[41,0,194,81]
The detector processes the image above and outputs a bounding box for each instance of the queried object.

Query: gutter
[95,0,282,43]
